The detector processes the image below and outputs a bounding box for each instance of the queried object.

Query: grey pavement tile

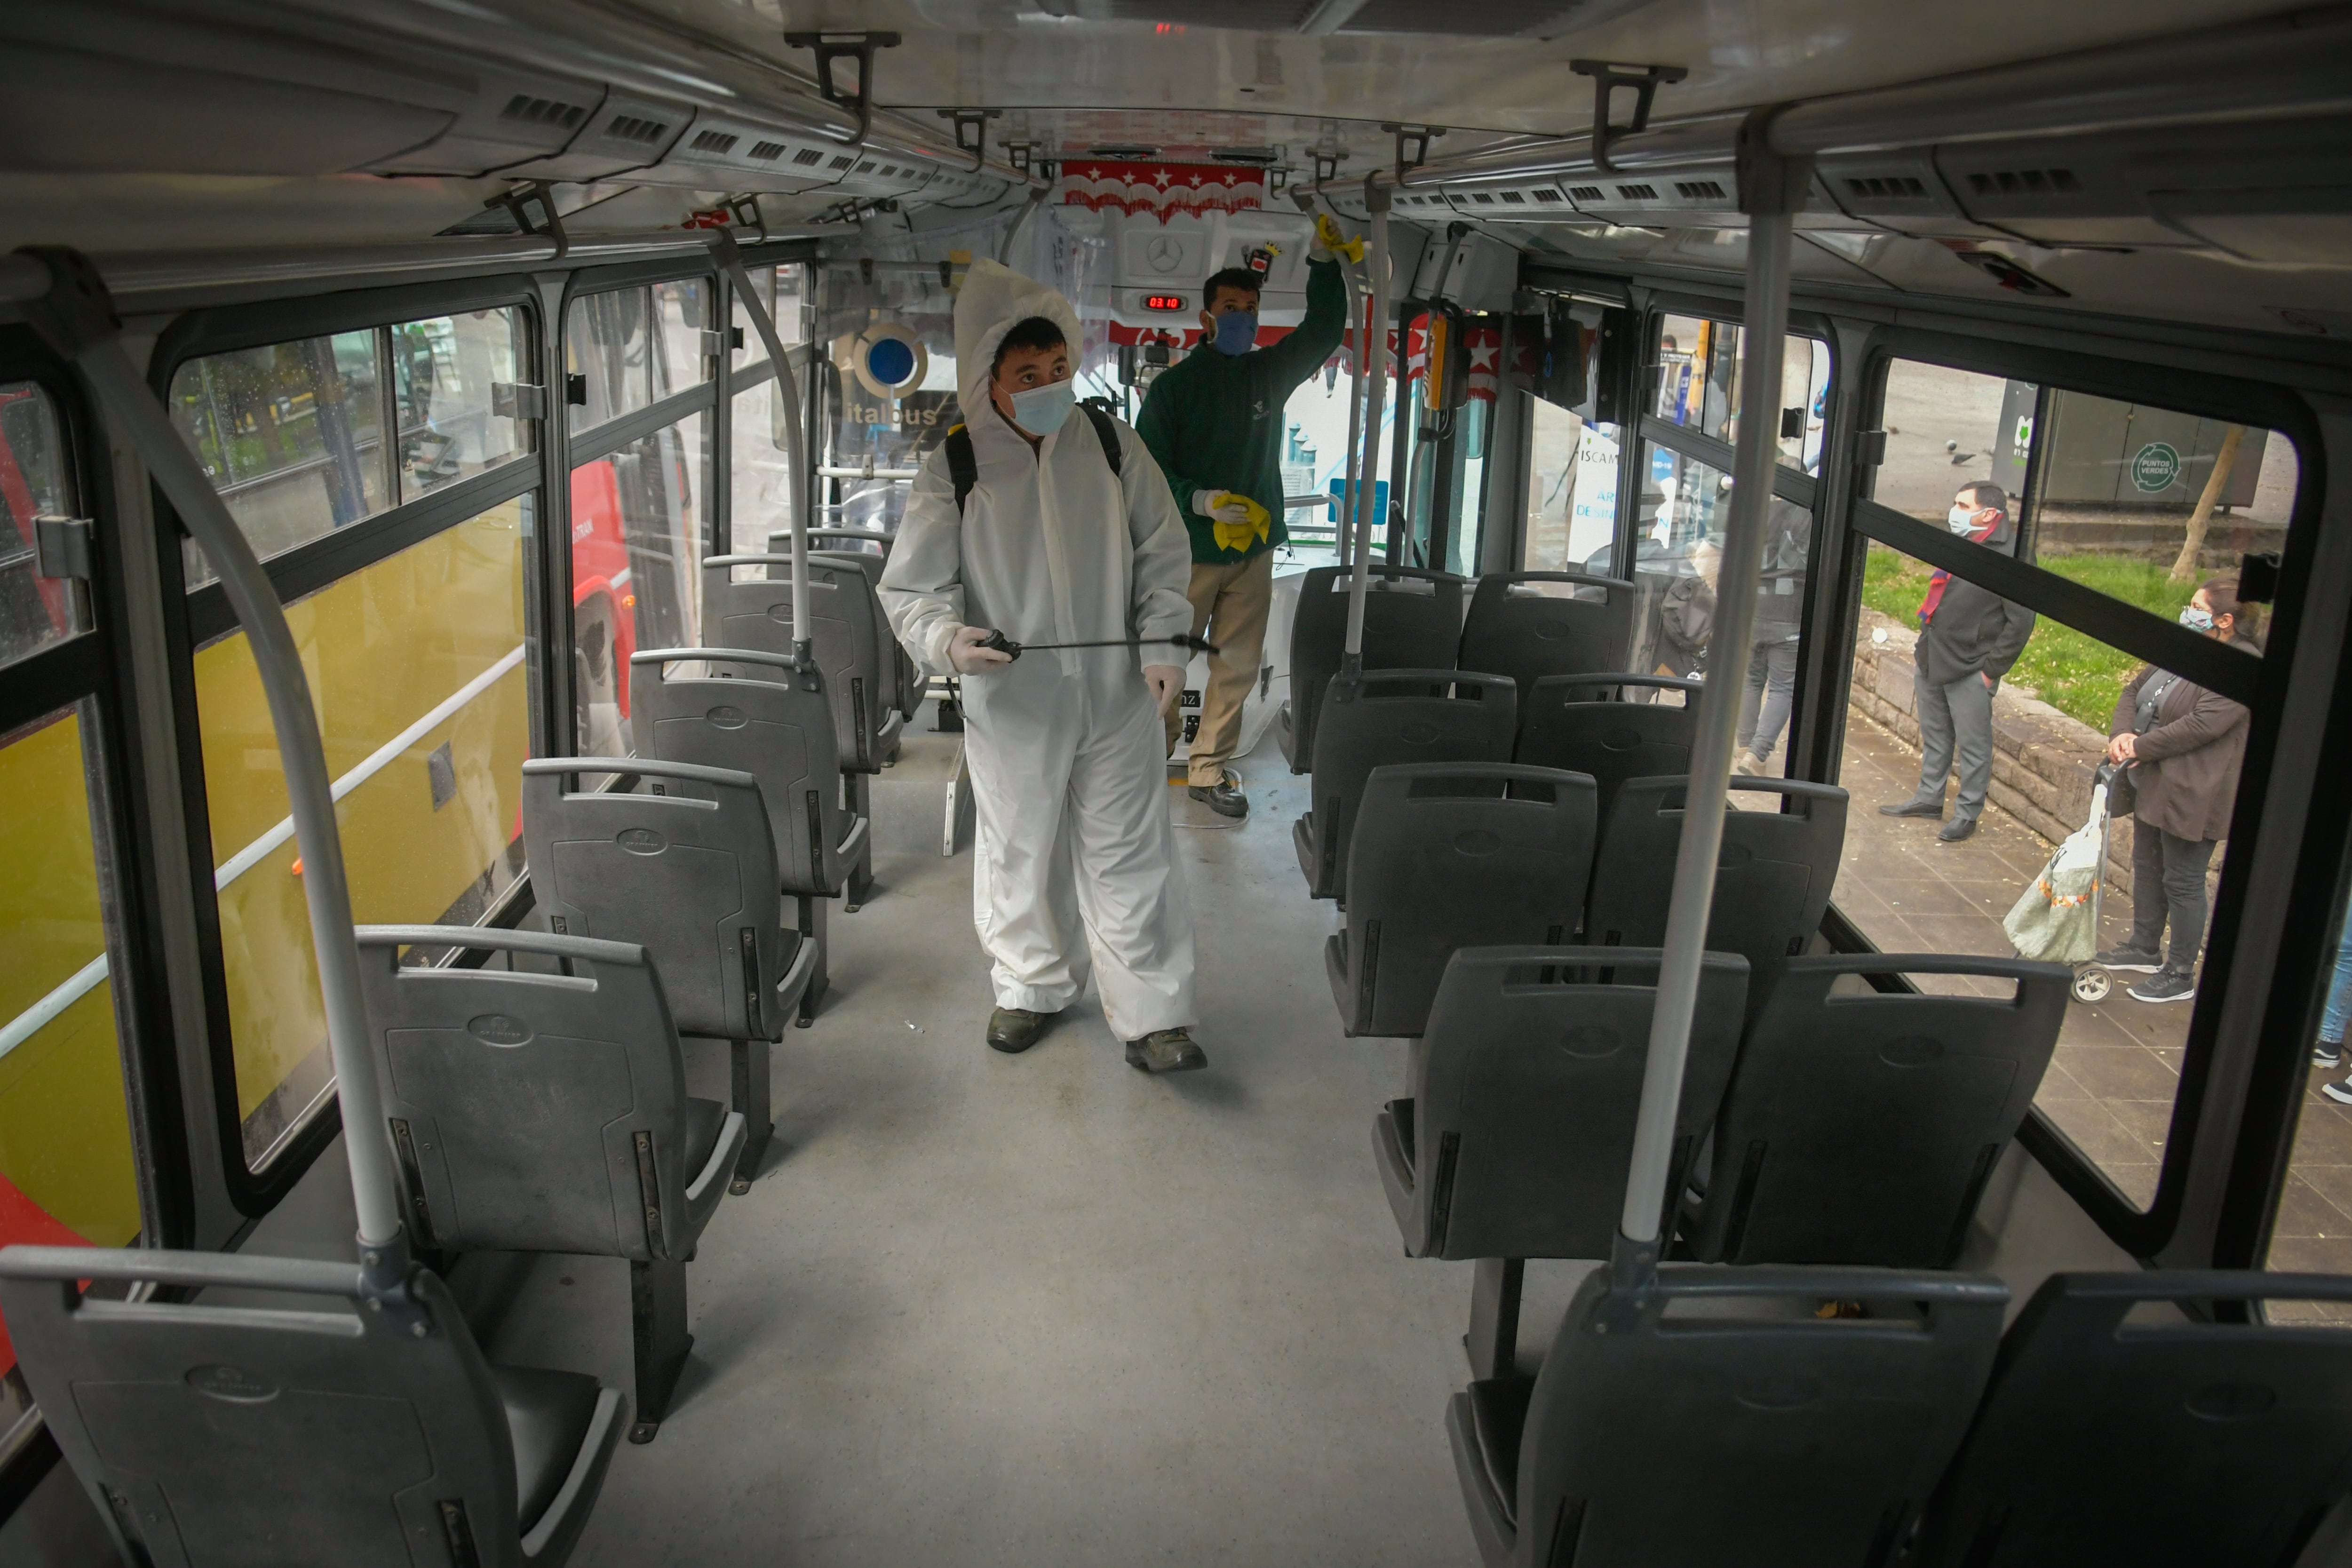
[2052,1045,2183,1104]
[2031,1060,2092,1103]
[2103,1097,2177,1153]
[2039,1098,2156,1176]
[2288,1105,2352,1168]
[2270,1174,2351,1241]
[2289,1165,2352,1227]
[2264,1235,2352,1287]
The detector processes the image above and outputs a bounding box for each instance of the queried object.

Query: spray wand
[977,630,1219,661]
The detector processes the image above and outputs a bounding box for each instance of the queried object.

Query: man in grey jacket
[1877,482,2037,844]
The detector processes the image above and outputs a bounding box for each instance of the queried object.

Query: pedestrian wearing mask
[1136,217,1349,817]
[2094,580,2261,1004]
[879,262,1207,1072]
[1877,482,2037,843]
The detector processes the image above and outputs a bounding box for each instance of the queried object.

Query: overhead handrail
[711,231,820,691]
[1613,115,1814,1284]
[11,247,421,1318]
[1342,174,1394,676]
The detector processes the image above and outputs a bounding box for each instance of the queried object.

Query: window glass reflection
[568,413,708,755]
[1653,313,1827,474]
[0,383,87,668]
[391,309,526,498]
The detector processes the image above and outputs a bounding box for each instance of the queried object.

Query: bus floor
[476,723,1484,1565]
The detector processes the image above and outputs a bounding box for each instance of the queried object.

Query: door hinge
[492,382,548,422]
[33,515,93,580]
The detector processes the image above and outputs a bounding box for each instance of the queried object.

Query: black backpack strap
[1081,401,1124,481]
[945,423,977,514]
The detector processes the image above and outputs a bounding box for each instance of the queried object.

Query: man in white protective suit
[879,261,1208,1073]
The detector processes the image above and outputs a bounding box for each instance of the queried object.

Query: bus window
[731,264,810,371]
[389,309,529,500]
[0,702,144,1450]
[2267,865,2352,1315]
[1841,539,2261,1208]
[193,498,532,1170]
[570,414,708,756]
[0,383,86,669]
[654,278,715,396]
[1523,392,1619,575]
[1872,361,2297,657]
[1653,313,1828,475]
[170,330,389,580]
[567,280,711,434]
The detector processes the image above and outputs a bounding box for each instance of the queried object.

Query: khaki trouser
[1164,549,1273,786]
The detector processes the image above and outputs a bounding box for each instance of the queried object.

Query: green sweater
[1136,257,1348,565]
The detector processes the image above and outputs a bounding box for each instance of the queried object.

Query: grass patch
[1859,545,2201,732]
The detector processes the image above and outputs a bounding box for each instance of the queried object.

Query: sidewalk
[1834,711,2352,1301]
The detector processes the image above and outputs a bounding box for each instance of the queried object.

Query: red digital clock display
[1143,294,1186,311]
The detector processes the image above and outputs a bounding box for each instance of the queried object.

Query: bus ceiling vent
[1568,60,1690,175]
[784,30,902,146]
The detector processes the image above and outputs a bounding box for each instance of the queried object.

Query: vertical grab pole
[1343,175,1393,676]
[16,248,414,1301]
[715,235,818,689]
[1299,190,1361,569]
[1614,117,1812,1272]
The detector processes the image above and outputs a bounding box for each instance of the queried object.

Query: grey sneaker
[2127,968,2196,1004]
[1125,1028,1208,1074]
[987,1007,1055,1054]
[2093,945,2163,974]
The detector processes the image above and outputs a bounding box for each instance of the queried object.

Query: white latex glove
[1192,488,1253,525]
[947,624,1014,676]
[1144,664,1184,714]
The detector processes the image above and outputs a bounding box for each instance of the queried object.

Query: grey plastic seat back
[1917,1271,2352,1568]
[703,554,901,771]
[1400,947,1747,1259]
[779,526,893,563]
[521,757,788,1042]
[1513,673,1701,823]
[628,648,854,897]
[0,1246,623,1568]
[355,926,736,1263]
[805,549,924,720]
[1466,1266,2005,1568]
[1285,565,1469,773]
[1457,572,1637,710]
[1297,669,1517,901]
[1689,954,2069,1267]
[1585,776,1849,1018]
[1330,764,1597,1037]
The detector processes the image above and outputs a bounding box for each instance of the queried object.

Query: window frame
[147,276,549,1215]
[1813,323,2333,1258]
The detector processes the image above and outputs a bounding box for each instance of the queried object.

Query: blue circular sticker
[866,337,917,387]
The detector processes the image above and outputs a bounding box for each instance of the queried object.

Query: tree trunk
[2169,422,2246,583]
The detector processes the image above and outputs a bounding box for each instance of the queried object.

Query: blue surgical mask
[1947,504,1978,535]
[1007,379,1075,436]
[1210,310,1258,355]
[2179,605,2215,633]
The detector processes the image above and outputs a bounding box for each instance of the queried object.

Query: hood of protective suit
[954,259,1083,419]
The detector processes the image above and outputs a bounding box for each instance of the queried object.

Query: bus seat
[1280,565,1469,775]
[1684,954,2068,1267]
[1294,669,1516,902]
[0,1245,626,1568]
[1584,776,1848,1021]
[630,647,867,1021]
[792,540,924,721]
[1456,572,1638,711]
[1326,764,1597,1038]
[703,554,904,775]
[521,758,813,1194]
[1512,673,1701,823]
[353,926,744,1444]
[1449,1264,2006,1568]
[1372,947,1747,1262]
[1913,1271,2352,1568]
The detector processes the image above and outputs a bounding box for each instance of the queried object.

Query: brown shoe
[1125,1028,1208,1073]
[987,1007,1055,1054]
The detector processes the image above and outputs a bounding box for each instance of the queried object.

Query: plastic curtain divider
[713,235,817,686]
[1613,120,1811,1279]
[12,248,417,1302]
[1343,177,1393,673]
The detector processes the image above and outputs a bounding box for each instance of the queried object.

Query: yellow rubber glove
[1315,212,1367,265]
[1205,492,1271,553]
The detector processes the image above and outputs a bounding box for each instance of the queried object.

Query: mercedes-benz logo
[1145,234,1184,273]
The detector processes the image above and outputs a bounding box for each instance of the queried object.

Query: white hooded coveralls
[878,262,1198,1039]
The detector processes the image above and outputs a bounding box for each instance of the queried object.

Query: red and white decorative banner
[1063,160,1264,219]
[1465,324,1504,405]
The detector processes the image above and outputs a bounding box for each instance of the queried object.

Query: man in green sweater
[1136,228,1347,817]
